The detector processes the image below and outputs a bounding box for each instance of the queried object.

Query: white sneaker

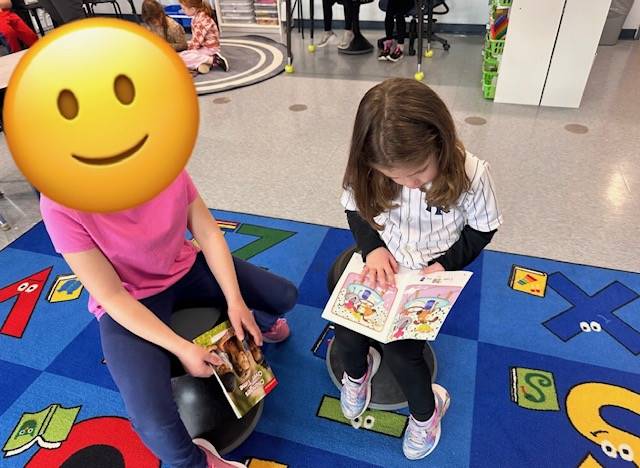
[338,30,355,49]
[316,31,337,48]
[339,347,381,420]
[197,62,211,74]
[402,383,451,460]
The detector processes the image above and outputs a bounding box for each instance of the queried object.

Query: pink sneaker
[262,318,290,343]
[193,438,245,468]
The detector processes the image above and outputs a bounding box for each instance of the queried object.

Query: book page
[387,271,473,342]
[330,272,398,333]
[321,252,402,342]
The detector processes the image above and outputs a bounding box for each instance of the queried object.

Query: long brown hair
[343,78,469,229]
[180,0,213,17]
[141,0,169,39]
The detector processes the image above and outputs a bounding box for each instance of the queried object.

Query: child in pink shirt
[178,0,229,74]
[40,170,297,468]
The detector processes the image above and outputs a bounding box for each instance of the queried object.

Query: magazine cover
[193,321,277,418]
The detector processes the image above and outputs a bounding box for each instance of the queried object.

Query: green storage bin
[483,82,496,99]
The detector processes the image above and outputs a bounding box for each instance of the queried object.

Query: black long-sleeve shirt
[346,210,495,270]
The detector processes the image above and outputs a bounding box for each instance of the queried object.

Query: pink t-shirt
[40,170,199,319]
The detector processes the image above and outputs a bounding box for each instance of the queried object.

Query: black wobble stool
[169,307,263,455]
[326,246,437,410]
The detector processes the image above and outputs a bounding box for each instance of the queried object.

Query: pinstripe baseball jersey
[341,153,503,269]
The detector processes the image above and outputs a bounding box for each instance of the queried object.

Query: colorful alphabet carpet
[0,209,639,467]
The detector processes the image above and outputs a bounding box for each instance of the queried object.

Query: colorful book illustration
[509,265,548,297]
[321,253,473,343]
[510,367,559,411]
[193,321,277,419]
[2,404,80,457]
[47,274,84,303]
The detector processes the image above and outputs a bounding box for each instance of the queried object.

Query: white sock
[347,373,366,384]
[413,406,438,427]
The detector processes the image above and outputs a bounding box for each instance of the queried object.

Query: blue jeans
[99,253,298,467]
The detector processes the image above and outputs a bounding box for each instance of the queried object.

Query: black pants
[323,0,352,32]
[37,0,85,27]
[334,324,435,421]
[384,13,406,43]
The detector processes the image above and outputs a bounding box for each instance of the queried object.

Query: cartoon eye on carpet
[566,382,639,467]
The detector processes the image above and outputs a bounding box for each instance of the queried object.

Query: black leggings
[334,324,435,421]
[384,13,406,44]
[323,0,353,32]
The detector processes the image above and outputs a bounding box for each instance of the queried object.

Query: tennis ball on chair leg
[285,64,295,73]
[425,49,434,58]
[308,44,316,53]
[414,71,425,81]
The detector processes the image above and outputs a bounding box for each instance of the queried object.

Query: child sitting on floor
[179,0,229,74]
[141,0,188,52]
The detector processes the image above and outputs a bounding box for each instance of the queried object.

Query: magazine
[193,321,277,418]
[321,253,473,343]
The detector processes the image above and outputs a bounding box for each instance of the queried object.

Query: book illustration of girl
[224,339,253,381]
[392,315,412,339]
[247,337,264,365]
[207,343,237,392]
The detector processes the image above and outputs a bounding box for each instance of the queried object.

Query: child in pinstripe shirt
[336,78,503,460]
[179,0,229,74]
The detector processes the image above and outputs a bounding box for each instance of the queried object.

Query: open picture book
[2,404,80,457]
[321,253,473,343]
[193,321,277,419]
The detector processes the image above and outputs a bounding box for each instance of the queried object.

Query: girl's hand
[227,301,263,346]
[177,342,221,378]
[361,247,399,290]
[421,262,445,275]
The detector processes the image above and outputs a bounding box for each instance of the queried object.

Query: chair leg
[0,192,11,231]
[113,1,123,18]
[431,32,450,50]
[408,18,417,56]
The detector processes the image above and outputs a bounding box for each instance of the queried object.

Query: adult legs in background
[338,0,355,48]
[317,0,337,47]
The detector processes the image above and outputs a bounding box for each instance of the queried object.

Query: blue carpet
[0,210,638,467]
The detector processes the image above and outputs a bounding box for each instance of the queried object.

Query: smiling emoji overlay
[4,18,199,213]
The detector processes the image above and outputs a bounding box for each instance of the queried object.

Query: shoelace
[407,423,429,446]
[341,376,364,406]
[407,405,439,446]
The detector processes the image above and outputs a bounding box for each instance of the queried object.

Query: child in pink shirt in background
[179,0,229,74]
[40,170,297,468]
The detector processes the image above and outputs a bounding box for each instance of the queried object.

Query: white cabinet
[494,0,612,108]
